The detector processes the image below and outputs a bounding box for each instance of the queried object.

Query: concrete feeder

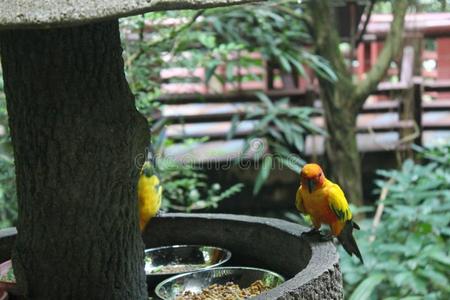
[1,214,344,299]
[0,1,261,299]
[0,1,343,299]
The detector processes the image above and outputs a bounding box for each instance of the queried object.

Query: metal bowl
[155,266,285,300]
[144,245,231,288]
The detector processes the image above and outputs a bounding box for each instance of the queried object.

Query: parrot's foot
[155,211,163,217]
[302,227,321,237]
[318,232,334,242]
[302,228,334,242]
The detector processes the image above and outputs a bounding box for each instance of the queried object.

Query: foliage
[0,67,17,228]
[150,132,244,213]
[340,145,450,300]
[375,0,450,13]
[159,158,244,212]
[121,0,336,114]
[121,2,333,201]
[197,1,336,84]
[234,93,325,195]
[0,153,16,228]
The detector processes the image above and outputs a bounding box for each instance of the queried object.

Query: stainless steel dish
[145,245,231,288]
[155,266,285,300]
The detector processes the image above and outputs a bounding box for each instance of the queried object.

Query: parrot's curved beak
[307,179,316,193]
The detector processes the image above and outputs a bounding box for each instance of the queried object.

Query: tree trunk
[307,0,363,206]
[307,0,408,207]
[322,92,363,206]
[0,21,149,299]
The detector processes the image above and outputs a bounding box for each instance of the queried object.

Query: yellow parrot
[296,163,363,264]
[138,160,162,231]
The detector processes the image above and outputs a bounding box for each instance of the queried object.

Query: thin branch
[354,0,376,48]
[369,177,395,243]
[353,0,409,111]
[126,10,205,67]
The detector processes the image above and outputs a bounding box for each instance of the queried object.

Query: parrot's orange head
[300,163,325,193]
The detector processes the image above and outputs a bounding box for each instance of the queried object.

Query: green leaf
[278,55,292,73]
[417,268,450,291]
[349,273,385,300]
[205,62,219,84]
[253,156,272,195]
[293,134,304,152]
[227,114,240,140]
[226,63,234,81]
[255,92,274,109]
[276,156,302,173]
[429,251,450,266]
[302,52,337,82]
[286,53,306,78]
[268,127,283,141]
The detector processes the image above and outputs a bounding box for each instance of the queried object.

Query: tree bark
[307,0,363,206]
[0,20,149,299]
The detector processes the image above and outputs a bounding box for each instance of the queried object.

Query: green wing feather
[328,183,352,221]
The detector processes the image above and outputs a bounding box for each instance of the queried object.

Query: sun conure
[296,163,363,264]
[138,160,162,231]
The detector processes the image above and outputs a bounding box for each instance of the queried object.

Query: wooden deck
[164,130,450,163]
[148,42,450,163]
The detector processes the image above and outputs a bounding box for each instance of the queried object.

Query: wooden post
[398,46,414,160]
[356,43,367,78]
[265,60,275,90]
[436,37,450,98]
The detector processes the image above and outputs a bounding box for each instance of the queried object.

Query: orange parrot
[296,163,363,264]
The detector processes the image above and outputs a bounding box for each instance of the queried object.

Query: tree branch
[126,9,204,67]
[354,0,376,48]
[353,0,409,111]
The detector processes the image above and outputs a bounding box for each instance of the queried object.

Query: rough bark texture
[307,0,408,206]
[0,21,149,299]
[308,0,364,206]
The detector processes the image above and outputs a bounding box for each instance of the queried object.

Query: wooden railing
[154,46,450,153]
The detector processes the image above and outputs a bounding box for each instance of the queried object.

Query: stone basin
[143,213,343,299]
[0,213,343,299]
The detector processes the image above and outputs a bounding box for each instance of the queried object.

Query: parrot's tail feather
[337,220,364,264]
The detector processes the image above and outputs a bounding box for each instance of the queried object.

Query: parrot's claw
[318,233,334,242]
[302,228,334,242]
[302,228,321,237]
[155,211,163,217]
